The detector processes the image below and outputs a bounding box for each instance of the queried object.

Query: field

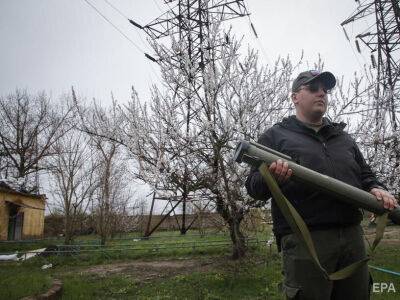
[0,226,399,299]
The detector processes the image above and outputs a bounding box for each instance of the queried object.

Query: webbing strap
[369,212,388,253]
[258,163,386,281]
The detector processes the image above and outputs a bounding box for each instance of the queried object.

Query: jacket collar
[277,115,346,136]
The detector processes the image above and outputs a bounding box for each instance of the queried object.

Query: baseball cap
[292,70,336,92]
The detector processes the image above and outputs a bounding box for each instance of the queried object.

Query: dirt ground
[79,257,222,281]
[75,254,265,282]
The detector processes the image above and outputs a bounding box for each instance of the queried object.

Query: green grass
[0,264,53,299]
[0,229,270,267]
[0,227,399,299]
[0,229,234,252]
[368,244,400,299]
[132,254,282,300]
[3,252,280,300]
[61,274,139,299]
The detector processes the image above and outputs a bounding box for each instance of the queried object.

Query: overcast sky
[0,0,374,212]
[0,0,372,105]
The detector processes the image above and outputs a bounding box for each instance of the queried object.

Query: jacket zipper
[320,137,337,178]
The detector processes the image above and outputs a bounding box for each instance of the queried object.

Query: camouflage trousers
[280,224,370,300]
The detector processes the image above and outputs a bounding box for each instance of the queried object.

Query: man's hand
[268,159,293,183]
[370,188,398,210]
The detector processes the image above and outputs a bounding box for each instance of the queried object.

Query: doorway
[7,203,23,240]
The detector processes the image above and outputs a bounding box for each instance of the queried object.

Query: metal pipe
[235,140,400,224]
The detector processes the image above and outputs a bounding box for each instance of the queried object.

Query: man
[245,70,398,300]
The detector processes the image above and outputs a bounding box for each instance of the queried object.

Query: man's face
[291,80,329,121]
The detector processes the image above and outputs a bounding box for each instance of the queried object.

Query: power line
[82,0,163,84]
[100,0,163,82]
[151,0,164,13]
[243,0,272,65]
[102,0,151,49]
[102,0,149,48]
[103,0,129,19]
[82,0,145,54]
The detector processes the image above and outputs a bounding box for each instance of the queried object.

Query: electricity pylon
[341,0,400,190]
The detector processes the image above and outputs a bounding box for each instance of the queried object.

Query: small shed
[0,181,46,241]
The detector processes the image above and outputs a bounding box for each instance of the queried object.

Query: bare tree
[122,86,210,236]
[0,89,72,191]
[92,140,118,245]
[49,129,97,244]
[75,95,133,245]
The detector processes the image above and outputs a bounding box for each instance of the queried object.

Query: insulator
[129,19,143,29]
[250,23,258,38]
[371,54,376,69]
[342,27,350,42]
[355,39,361,53]
[145,53,157,62]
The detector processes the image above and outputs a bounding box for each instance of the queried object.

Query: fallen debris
[19,248,46,261]
[0,253,19,261]
[41,263,53,270]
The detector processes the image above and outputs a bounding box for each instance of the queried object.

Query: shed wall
[0,192,45,240]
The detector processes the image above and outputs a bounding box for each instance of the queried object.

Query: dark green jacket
[245,115,381,240]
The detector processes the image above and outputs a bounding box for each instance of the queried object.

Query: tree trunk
[215,193,247,259]
[228,219,246,259]
[64,215,73,245]
[180,191,188,235]
[64,231,72,245]
[100,234,107,246]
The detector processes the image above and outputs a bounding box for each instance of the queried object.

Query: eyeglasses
[297,81,331,94]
